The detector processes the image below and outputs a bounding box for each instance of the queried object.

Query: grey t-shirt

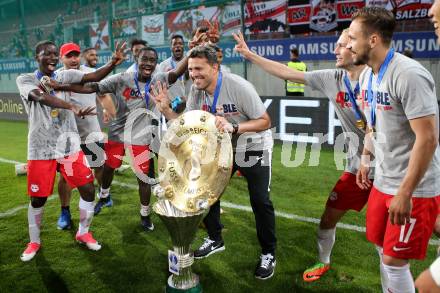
[220,64,231,73]
[56,65,103,144]
[16,69,84,160]
[158,56,189,100]
[304,69,368,175]
[359,52,440,197]
[186,72,273,152]
[98,70,168,147]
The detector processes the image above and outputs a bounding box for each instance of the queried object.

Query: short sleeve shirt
[16,69,84,160]
[158,56,189,100]
[186,72,273,152]
[56,65,103,143]
[304,69,369,176]
[359,53,440,197]
[98,70,168,146]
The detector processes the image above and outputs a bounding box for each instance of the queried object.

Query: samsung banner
[3,31,438,74]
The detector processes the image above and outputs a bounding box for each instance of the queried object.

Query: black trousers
[203,150,277,255]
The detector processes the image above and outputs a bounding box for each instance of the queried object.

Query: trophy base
[166,275,202,293]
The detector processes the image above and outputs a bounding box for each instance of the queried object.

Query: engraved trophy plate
[153,110,233,292]
[156,110,233,213]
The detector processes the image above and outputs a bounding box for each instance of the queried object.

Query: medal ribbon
[204,71,222,114]
[343,74,362,122]
[367,48,395,129]
[36,70,56,95]
[134,67,151,108]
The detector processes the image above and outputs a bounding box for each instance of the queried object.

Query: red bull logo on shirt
[361,90,393,111]
[122,87,142,101]
[335,91,354,109]
[202,103,239,116]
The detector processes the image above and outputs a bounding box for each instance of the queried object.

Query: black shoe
[194,237,225,259]
[141,215,154,232]
[255,253,276,280]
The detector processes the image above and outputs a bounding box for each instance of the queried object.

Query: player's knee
[434,216,440,237]
[320,207,344,229]
[30,196,47,208]
[78,183,95,202]
[319,214,337,229]
[382,254,408,266]
[137,176,150,188]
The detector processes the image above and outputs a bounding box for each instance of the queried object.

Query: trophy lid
[156,110,233,213]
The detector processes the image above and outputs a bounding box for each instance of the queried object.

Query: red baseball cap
[59,43,81,57]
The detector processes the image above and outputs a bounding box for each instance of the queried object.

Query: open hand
[111,41,128,66]
[189,28,208,49]
[71,105,96,117]
[232,31,251,59]
[215,116,233,133]
[150,80,171,113]
[203,19,220,44]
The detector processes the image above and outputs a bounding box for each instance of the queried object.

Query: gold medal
[50,109,59,118]
[356,119,365,130]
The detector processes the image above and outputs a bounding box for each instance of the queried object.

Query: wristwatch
[231,122,239,134]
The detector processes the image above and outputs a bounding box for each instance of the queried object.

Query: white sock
[317,227,336,264]
[28,203,43,244]
[382,263,415,293]
[375,246,389,293]
[99,187,110,199]
[140,204,150,217]
[78,198,94,235]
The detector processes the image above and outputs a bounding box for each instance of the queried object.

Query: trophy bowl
[153,110,233,292]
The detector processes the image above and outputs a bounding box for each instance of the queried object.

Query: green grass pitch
[0,120,437,292]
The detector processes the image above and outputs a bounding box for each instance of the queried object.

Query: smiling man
[158,34,189,103]
[82,47,98,68]
[127,38,148,73]
[347,7,440,292]
[16,40,126,261]
[54,43,114,230]
[153,45,276,280]
[52,47,188,232]
[231,29,371,282]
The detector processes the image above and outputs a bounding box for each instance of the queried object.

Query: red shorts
[27,151,94,197]
[366,186,440,260]
[104,140,151,174]
[326,172,370,212]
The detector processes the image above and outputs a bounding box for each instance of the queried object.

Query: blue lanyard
[367,48,395,128]
[343,74,362,121]
[170,58,183,81]
[205,71,222,114]
[134,68,151,108]
[35,70,56,95]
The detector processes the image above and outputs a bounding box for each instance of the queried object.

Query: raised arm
[81,42,127,83]
[233,31,306,84]
[168,21,219,85]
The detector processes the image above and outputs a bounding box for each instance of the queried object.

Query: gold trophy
[153,110,233,293]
